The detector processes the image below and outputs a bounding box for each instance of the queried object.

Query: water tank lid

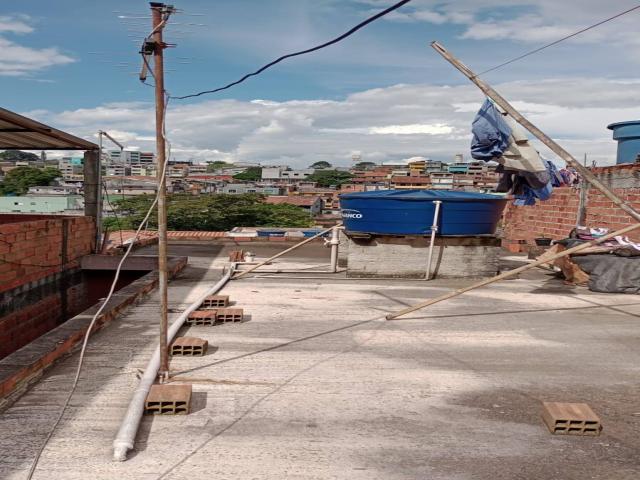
[339,189,505,202]
[607,120,640,130]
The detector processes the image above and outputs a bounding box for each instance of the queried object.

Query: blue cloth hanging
[513,160,555,206]
[470,99,512,161]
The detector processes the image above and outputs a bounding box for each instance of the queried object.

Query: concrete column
[83,149,100,251]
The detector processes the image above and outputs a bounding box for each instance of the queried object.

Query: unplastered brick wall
[503,164,640,252]
[0,276,89,359]
[0,216,95,293]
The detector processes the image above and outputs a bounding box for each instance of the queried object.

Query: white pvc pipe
[329,226,340,273]
[112,265,235,461]
[425,200,442,280]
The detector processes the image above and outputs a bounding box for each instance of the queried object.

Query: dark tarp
[572,254,640,294]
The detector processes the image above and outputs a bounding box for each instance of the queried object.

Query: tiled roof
[265,196,320,206]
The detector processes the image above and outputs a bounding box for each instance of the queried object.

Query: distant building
[408,159,426,174]
[221,183,284,195]
[292,188,340,211]
[430,172,454,190]
[106,164,130,177]
[425,160,446,173]
[131,165,157,176]
[265,195,323,215]
[28,185,81,195]
[167,164,189,177]
[58,157,83,177]
[280,169,313,182]
[0,195,83,214]
[447,163,469,174]
[391,175,431,189]
[188,164,208,174]
[106,150,155,166]
[261,166,284,181]
[261,167,313,183]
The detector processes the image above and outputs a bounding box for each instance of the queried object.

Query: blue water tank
[339,190,507,236]
[607,120,640,164]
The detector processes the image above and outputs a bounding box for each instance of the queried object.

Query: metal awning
[0,107,97,150]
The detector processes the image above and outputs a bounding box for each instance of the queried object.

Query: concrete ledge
[0,256,187,411]
[81,254,161,271]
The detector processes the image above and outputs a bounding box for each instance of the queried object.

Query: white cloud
[0,15,75,76]
[0,15,34,34]
[29,77,638,167]
[363,0,640,47]
[369,123,453,135]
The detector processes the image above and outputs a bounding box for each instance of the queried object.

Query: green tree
[233,166,262,181]
[0,150,40,163]
[306,169,353,187]
[103,193,312,231]
[0,166,61,195]
[310,161,332,169]
[354,161,376,170]
[206,161,233,172]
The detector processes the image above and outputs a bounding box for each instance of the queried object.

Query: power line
[476,4,640,77]
[102,181,125,248]
[170,0,413,100]
[26,18,176,480]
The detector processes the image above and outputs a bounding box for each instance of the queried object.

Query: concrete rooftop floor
[1,241,639,479]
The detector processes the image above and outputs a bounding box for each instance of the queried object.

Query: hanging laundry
[545,159,564,187]
[470,99,512,161]
[470,98,546,173]
[512,160,555,206]
[614,235,640,252]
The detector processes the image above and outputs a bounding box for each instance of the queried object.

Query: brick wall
[503,164,640,252]
[0,274,89,359]
[0,216,95,293]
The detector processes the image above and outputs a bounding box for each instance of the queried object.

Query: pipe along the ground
[112,264,236,462]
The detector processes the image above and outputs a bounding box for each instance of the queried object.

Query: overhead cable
[476,4,640,77]
[171,0,413,100]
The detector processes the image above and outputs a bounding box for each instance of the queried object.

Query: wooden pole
[151,3,170,380]
[386,222,640,320]
[233,225,341,279]
[430,41,640,224]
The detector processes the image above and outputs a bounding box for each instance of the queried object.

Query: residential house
[0,195,83,214]
[391,175,431,189]
[265,195,324,215]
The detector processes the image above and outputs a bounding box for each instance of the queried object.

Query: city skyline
[1,1,639,166]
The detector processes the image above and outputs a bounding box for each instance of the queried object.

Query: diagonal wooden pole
[386,222,640,320]
[384,42,640,320]
[430,41,640,224]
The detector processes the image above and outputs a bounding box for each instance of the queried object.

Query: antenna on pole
[146,1,175,382]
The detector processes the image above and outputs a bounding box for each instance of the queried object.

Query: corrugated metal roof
[0,107,97,150]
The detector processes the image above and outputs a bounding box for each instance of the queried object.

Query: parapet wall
[0,215,95,294]
[502,164,640,252]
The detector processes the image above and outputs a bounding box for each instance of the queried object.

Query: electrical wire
[170,0,413,100]
[475,4,640,77]
[102,181,125,248]
[25,68,174,480]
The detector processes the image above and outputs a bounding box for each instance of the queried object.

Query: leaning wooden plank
[386,222,640,320]
[430,41,640,224]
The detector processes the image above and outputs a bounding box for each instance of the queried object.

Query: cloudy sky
[1,0,639,167]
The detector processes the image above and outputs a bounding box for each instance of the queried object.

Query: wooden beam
[386,222,640,320]
[430,41,640,224]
